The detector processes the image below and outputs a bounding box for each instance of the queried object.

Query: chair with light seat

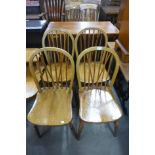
[28,47,76,138]
[42,29,75,83]
[80,3,100,21]
[76,46,123,139]
[75,27,108,84]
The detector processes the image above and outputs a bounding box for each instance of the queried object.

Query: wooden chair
[76,46,123,139]
[40,0,65,21]
[80,3,100,21]
[75,27,108,57]
[75,28,108,83]
[65,3,81,21]
[42,29,75,82]
[28,47,76,137]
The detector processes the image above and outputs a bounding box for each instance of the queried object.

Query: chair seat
[41,63,72,82]
[79,62,110,83]
[28,88,72,126]
[79,89,123,123]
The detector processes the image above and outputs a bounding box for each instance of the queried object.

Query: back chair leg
[113,120,119,137]
[77,119,84,140]
[69,120,78,139]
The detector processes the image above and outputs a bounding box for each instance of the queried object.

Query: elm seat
[28,88,72,126]
[76,47,123,139]
[79,89,122,123]
[28,47,76,138]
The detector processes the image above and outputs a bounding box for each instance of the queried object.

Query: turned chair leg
[77,119,84,140]
[113,120,119,137]
[69,120,78,139]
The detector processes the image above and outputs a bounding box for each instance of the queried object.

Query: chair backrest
[76,46,120,91]
[29,47,75,92]
[65,4,81,21]
[42,0,65,21]
[80,3,99,21]
[75,27,108,57]
[105,0,121,6]
[42,29,75,57]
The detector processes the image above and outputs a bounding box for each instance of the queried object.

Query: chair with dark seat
[76,46,123,139]
[28,47,76,138]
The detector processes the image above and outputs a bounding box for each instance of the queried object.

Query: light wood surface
[26,48,38,63]
[76,47,120,90]
[28,47,75,126]
[45,22,119,36]
[41,63,72,82]
[28,88,72,125]
[42,29,75,57]
[79,89,123,123]
[29,47,75,92]
[75,27,108,57]
[26,69,38,99]
[80,4,99,21]
[107,42,129,81]
[76,47,122,124]
[79,62,109,83]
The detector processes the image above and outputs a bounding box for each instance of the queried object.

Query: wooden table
[45,21,119,41]
[26,48,38,99]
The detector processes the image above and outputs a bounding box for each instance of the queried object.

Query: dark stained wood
[116,0,129,62]
[42,0,65,21]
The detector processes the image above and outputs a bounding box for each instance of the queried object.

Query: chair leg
[77,119,84,140]
[34,125,50,138]
[34,125,41,137]
[69,120,78,139]
[113,120,119,137]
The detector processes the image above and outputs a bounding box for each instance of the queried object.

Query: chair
[42,29,75,82]
[76,46,123,139]
[65,3,81,21]
[28,47,76,137]
[80,3,100,21]
[75,27,108,57]
[40,0,65,21]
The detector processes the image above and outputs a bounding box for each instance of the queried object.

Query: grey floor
[26,91,129,155]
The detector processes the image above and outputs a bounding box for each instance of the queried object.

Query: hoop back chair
[80,3,100,21]
[76,46,123,139]
[42,29,75,82]
[75,27,108,57]
[65,4,81,21]
[41,0,65,21]
[28,47,76,137]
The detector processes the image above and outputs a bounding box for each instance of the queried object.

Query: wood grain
[28,88,72,125]
[26,68,38,99]
[79,89,123,123]
[46,21,119,36]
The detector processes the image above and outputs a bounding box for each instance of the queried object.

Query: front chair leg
[69,120,78,139]
[34,125,41,137]
[113,120,119,137]
[77,119,84,140]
